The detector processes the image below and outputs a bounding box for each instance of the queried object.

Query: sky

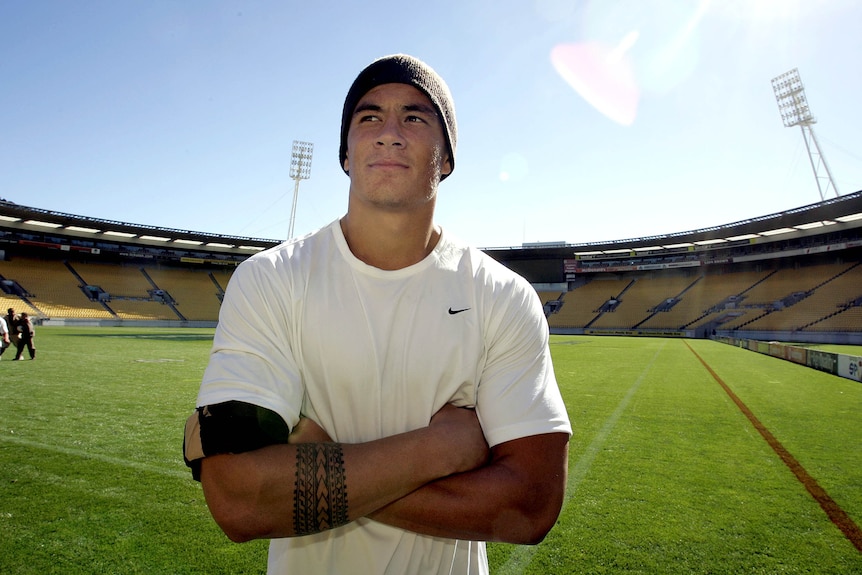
[2,0,861,249]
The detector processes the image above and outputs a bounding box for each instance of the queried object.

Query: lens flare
[550,33,640,126]
[499,152,529,183]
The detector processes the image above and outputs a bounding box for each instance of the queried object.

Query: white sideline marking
[497,342,665,574]
[0,434,188,479]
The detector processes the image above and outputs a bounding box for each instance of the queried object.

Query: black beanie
[339,54,457,180]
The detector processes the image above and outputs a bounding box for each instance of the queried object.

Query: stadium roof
[484,190,862,259]
[0,199,278,254]
[1,190,861,257]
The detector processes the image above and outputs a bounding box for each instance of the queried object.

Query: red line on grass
[684,341,862,553]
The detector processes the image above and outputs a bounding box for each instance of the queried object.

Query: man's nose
[376,117,404,147]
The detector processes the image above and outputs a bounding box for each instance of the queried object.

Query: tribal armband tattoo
[293,443,349,535]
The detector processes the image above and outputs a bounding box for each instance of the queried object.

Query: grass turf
[1,329,860,573]
[0,328,268,574]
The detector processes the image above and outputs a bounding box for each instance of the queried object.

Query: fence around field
[717,336,862,384]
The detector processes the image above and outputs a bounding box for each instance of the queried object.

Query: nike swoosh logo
[448,307,471,315]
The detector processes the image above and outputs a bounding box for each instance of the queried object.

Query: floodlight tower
[287,140,313,239]
[771,68,839,201]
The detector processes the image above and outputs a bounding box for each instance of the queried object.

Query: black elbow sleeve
[183,401,291,481]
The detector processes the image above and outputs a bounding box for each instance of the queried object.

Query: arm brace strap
[183,400,290,481]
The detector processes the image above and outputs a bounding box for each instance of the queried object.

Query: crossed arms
[197,404,569,545]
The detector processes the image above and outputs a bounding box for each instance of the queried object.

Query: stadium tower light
[288,140,314,239]
[771,68,840,201]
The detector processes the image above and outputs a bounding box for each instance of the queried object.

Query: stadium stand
[1,190,860,343]
[734,262,862,332]
[0,257,111,319]
[69,261,170,320]
[0,198,265,325]
[144,267,231,321]
[640,269,772,330]
[548,278,633,329]
[489,190,862,343]
[588,274,697,329]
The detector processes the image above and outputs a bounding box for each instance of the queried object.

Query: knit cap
[339,54,457,179]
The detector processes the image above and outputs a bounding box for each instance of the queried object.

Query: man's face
[342,83,452,211]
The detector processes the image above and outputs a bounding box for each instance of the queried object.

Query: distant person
[5,308,19,349]
[183,54,571,574]
[13,312,35,360]
[0,314,9,359]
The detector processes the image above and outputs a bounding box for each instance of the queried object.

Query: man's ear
[441,156,452,177]
[342,154,350,174]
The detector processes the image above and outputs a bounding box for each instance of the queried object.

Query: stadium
[2,191,861,573]
[4,2,862,571]
[2,56,862,568]
[3,190,861,344]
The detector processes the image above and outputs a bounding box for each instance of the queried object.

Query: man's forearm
[203,434,448,541]
[200,406,488,541]
[368,433,570,545]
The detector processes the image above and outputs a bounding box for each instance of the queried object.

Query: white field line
[0,433,188,479]
[496,342,665,574]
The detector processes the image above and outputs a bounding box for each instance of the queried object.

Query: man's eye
[405,115,425,123]
[358,115,380,123]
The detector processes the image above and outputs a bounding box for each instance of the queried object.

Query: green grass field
[1,328,860,574]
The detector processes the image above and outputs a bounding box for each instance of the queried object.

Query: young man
[184,54,571,574]
[13,312,35,360]
[5,308,19,350]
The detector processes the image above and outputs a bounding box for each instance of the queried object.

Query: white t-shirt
[198,219,571,575]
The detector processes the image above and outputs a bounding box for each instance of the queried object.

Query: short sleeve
[197,256,305,434]
[475,273,571,447]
